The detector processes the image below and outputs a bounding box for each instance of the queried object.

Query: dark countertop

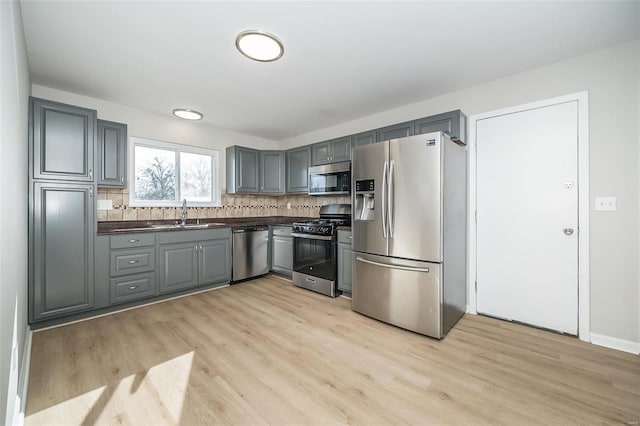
[97,216,309,235]
[337,226,352,231]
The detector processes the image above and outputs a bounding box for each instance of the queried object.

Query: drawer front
[272,226,292,237]
[337,230,352,244]
[110,272,156,304]
[110,248,155,276]
[110,233,155,249]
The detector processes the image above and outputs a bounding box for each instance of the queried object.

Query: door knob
[563,228,574,236]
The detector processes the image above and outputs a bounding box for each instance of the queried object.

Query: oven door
[292,233,337,282]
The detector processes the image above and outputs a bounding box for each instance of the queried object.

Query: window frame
[128,136,221,207]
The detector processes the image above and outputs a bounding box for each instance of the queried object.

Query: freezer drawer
[351,252,442,338]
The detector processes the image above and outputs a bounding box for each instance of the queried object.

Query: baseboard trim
[10,327,32,426]
[590,333,640,355]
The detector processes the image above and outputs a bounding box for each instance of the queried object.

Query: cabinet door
[158,242,198,293]
[376,121,414,142]
[30,97,96,181]
[330,136,351,162]
[260,151,285,194]
[97,119,127,187]
[31,182,95,321]
[311,141,331,166]
[271,236,293,274]
[236,147,260,192]
[352,130,377,149]
[338,242,353,293]
[286,146,311,193]
[415,110,466,143]
[199,239,231,285]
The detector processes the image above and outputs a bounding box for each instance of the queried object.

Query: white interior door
[476,101,578,335]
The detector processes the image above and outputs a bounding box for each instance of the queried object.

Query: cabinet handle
[128,260,139,264]
[89,187,93,197]
[128,239,139,243]
[89,169,93,179]
[128,285,139,290]
[348,236,352,239]
[121,176,124,183]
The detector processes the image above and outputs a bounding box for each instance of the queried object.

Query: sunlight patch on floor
[26,352,195,426]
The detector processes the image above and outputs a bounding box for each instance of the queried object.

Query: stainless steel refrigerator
[351,132,467,339]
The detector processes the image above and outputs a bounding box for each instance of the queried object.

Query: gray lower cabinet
[259,150,285,194]
[337,230,352,294]
[30,182,95,321]
[110,273,156,305]
[311,136,351,165]
[101,233,157,305]
[158,242,198,292]
[97,119,127,187]
[30,97,96,182]
[226,146,260,193]
[286,145,311,193]
[270,226,293,276]
[199,239,232,284]
[376,121,414,142]
[158,228,231,293]
[414,110,467,143]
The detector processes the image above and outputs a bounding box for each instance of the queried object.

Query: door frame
[467,91,590,341]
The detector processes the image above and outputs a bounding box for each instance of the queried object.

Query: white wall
[0,0,31,423]
[282,40,640,345]
[30,85,280,194]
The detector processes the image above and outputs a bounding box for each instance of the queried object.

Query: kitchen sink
[150,223,216,230]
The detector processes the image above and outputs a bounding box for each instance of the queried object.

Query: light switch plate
[595,197,616,211]
[97,199,113,210]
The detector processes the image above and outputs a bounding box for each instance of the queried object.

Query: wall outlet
[97,199,113,210]
[595,197,616,211]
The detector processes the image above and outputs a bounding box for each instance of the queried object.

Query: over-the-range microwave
[308,161,351,196]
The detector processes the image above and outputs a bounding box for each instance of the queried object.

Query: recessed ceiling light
[172,108,203,120]
[235,30,284,62]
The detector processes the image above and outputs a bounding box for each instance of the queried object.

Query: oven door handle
[291,233,334,241]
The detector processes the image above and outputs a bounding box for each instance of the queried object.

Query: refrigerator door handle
[382,160,388,238]
[356,256,430,273]
[389,159,395,238]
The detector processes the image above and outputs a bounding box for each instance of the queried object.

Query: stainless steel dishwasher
[232,225,269,282]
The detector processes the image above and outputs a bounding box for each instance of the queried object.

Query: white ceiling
[20,1,640,141]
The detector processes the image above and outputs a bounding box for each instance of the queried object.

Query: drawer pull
[128,260,139,264]
[128,239,139,243]
[128,285,139,290]
[348,236,352,239]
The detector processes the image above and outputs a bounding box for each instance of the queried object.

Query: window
[129,137,220,207]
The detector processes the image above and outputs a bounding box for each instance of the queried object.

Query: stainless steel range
[291,204,351,297]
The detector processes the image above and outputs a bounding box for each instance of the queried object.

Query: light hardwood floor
[26,275,639,425]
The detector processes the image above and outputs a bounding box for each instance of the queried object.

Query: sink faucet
[181,199,188,225]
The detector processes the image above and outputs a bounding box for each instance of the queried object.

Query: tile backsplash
[97,188,350,222]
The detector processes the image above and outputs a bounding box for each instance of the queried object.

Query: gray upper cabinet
[97,119,127,187]
[376,121,414,142]
[30,97,96,182]
[286,146,311,193]
[31,182,95,321]
[311,141,331,165]
[414,110,467,143]
[226,146,260,193]
[352,130,377,149]
[311,136,351,165]
[259,151,285,194]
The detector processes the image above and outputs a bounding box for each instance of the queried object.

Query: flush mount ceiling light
[172,108,203,120]
[235,30,284,62]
